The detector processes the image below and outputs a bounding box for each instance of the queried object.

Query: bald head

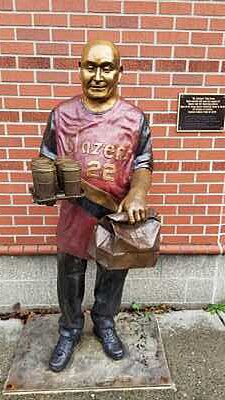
[81,40,121,67]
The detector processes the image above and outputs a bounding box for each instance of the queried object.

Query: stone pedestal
[3,312,175,398]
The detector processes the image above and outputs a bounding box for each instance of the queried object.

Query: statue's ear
[78,61,81,68]
[119,65,123,73]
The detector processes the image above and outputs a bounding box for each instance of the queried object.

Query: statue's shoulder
[119,97,144,118]
[54,95,82,114]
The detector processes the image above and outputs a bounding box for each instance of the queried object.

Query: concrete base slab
[3,312,174,397]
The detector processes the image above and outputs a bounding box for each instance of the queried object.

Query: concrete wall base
[0,255,224,313]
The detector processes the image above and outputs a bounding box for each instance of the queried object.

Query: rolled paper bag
[31,157,56,200]
[59,159,81,196]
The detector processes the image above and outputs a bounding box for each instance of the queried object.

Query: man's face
[79,44,121,102]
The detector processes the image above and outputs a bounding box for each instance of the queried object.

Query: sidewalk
[0,309,225,400]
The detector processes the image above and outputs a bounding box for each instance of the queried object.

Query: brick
[9,149,38,159]
[7,124,38,135]
[153,138,180,148]
[154,87,182,99]
[37,43,69,55]
[0,112,19,122]
[192,32,222,45]
[140,74,170,85]
[166,173,194,183]
[24,137,41,147]
[157,31,188,44]
[52,29,84,42]
[208,47,225,59]
[0,172,8,181]
[221,63,225,72]
[165,195,193,204]
[12,194,33,205]
[137,100,168,112]
[71,72,80,84]
[177,226,203,234]
[182,162,210,171]
[190,236,218,245]
[0,0,13,10]
[123,59,152,72]
[117,45,138,57]
[151,184,177,194]
[28,205,58,216]
[17,28,50,41]
[161,226,175,235]
[54,58,76,70]
[20,85,51,96]
[173,74,203,86]
[107,15,137,28]
[53,86,81,97]
[176,17,208,30]
[197,173,224,183]
[206,76,225,86]
[0,13,31,25]
[34,14,67,26]
[189,61,219,73]
[208,206,221,215]
[122,31,154,43]
[87,30,120,42]
[0,161,23,170]
[22,112,49,123]
[140,46,171,58]
[208,184,223,193]
[195,3,225,16]
[19,57,50,69]
[0,206,27,215]
[2,71,34,82]
[0,56,16,68]
[38,98,62,109]
[10,172,32,181]
[44,216,58,225]
[0,238,14,245]
[16,236,45,244]
[16,0,49,10]
[162,236,189,244]
[160,2,191,15]
[37,71,69,83]
[141,16,172,29]
[124,1,156,13]
[52,0,84,11]
[154,162,179,171]
[88,0,121,13]
[70,15,102,27]
[31,226,56,234]
[0,195,11,204]
[0,42,34,55]
[199,151,225,161]
[210,18,225,31]
[179,184,206,193]
[15,216,43,225]
[0,184,26,194]
[174,47,205,59]
[156,60,186,72]
[206,227,218,235]
[153,113,176,124]
[178,206,205,215]
[0,28,14,39]
[0,149,6,158]
[4,98,36,109]
[215,138,225,148]
[183,138,212,148]
[195,195,222,204]
[121,87,151,98]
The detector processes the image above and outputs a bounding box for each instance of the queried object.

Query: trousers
[57,253,128,334]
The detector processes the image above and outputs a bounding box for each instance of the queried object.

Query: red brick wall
[0,0,225,255]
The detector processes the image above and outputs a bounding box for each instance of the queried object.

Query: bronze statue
[39,40,153,372]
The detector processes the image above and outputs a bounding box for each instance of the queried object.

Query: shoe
[49,330,82,372]
[93,326,125,360]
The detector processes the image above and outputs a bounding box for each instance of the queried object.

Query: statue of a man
[40,40,153,372]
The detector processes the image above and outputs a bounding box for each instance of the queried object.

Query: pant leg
[57,252,87,332]
[91,263,128,329]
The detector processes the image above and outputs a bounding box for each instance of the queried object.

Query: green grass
[206,303,225,314]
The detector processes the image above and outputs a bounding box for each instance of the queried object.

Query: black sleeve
[39,110,57,160]
[133,113,153,172]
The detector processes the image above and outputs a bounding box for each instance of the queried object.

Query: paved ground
[0,309,225,400]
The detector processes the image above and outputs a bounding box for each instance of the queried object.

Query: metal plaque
[177,94,225,132]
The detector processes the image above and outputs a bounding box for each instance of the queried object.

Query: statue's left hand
[117,190,147,224]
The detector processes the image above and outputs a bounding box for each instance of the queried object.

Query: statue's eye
[86,65,95,72]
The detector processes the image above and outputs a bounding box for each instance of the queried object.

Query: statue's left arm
[118,114,153,223]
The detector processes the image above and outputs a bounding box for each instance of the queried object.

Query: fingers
[128,208,136,224]
[129,208,146,224]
